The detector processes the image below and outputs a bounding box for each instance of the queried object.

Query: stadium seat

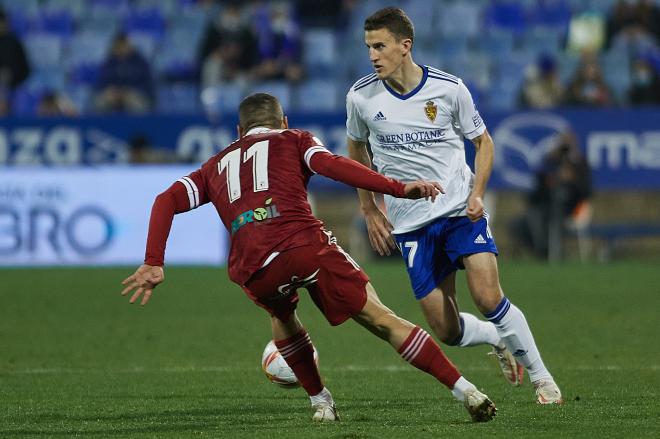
[65,85,92,113]
[0,0,41,17]
[437,35,471,61]
[11,69,66,116]
[127,32,158,60]
[446,53,492,89]
[28,69,66,91]
[474,29,515,58]
[64,32,111,86]
[403,0,437,37]
[486,80,520,111]
[157,84,200,114]
[65,32,110,65]
[168,14,206,50]
[414,46,441,71]
[10,87,41,116]
[527,0,572,31]
[437,1,482,38]
[5,9,32,37]
[42,0,88,21]
[521,28,564,55]
[484,0,527,35]
[123,7,166,40]
[557,52,581,82]
[496,51,536,86]
[302,29,337,72]
[134,0,179,19]
[33,9,74,39]
[295,80,340,112]
[88,0,131,20]
[567,0,617,15]
[337,34,374,81]
[154,35,197,82]
[24,34,63,69]
[78,14,119,38]
[249,82,292,110]
[601,51,632,103]
[200,84,245,115]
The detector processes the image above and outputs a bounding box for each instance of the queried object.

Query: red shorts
[242,229,369,326]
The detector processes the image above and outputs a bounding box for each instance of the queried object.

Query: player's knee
[370,312,393,333]
[472,288,503,314]
[427,317,461,345]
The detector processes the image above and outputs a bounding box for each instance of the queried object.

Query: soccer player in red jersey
[120,93,496,422]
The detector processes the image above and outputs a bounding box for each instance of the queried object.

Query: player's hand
[120,264,164,306]
[466,194,485,222]
[403,181,444,202]
[362,206,396,256]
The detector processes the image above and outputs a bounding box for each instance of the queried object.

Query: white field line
[2,364,659,375]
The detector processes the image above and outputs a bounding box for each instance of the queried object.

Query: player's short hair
[238,93,284,130]
[364,7,414,43]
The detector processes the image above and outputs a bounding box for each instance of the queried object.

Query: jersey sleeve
[296,130,333,173]
[346,88,369,142]
[453,80,486,140]
[175,168,210,211]
[309,152,406,197]
[144,168,210,266]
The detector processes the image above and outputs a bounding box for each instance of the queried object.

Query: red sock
[398,326,461,389]
[274,329,323,396]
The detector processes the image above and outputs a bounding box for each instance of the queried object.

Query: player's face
[365,28,409,80]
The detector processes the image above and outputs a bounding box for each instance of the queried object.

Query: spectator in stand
[606,0,660,53]
[0,86,9,116]
[519,54,565,109]
[198,2,259,85]
[94,33,154,113]
[37,90,78,117]
[0,9,30,94]
[252,2,303,82]
[629,55,660,104]
[638,0,660,43]
[565,52,613,106]
[127,134,177,164]
[511,131,592,260]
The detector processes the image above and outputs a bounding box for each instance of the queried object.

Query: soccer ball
[261,340,319,387]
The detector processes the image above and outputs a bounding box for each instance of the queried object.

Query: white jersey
[346,65,486,234]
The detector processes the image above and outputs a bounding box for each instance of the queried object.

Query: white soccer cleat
[488,344,525,386]
[463,389,497,422]
[312,403,339,422]
[534,379,564,405]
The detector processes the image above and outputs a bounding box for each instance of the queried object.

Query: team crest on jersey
[424,100,437,122]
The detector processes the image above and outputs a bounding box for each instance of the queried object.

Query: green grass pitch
[1,260,659,438]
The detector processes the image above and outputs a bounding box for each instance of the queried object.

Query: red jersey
[144,127,406,285]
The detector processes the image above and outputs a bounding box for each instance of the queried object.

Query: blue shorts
[393,215,498,300]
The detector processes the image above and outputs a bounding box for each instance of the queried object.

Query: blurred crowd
[0,0,659,117]
[519,0,660,108]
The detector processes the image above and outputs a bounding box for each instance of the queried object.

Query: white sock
[485,297,552,383]
[450,376,476,401]
[456,312,501,347]
[310,387,334,406]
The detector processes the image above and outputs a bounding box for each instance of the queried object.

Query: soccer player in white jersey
[345,7,562,404]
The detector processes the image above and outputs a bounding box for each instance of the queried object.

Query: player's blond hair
[364,7,415,43]
[239,93,284,131]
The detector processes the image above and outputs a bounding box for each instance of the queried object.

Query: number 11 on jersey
[218,140,270,202]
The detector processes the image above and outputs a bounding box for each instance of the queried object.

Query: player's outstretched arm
[121,264,164,306]
[312,143,443,255]
[120,180,194,305]
[403,181,444,201]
